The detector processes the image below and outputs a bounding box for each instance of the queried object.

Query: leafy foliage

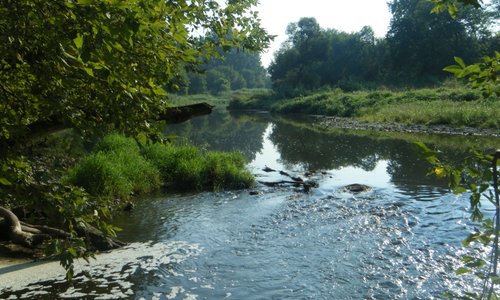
[268,0,497,96]
[0,0,270,279]
[416,144,500,298]
[0,0,271,142]
[444,53,500,97]
[185,49,270,95]
[430,0,500,98]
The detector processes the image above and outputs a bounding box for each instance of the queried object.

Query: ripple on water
[0,241,202,299]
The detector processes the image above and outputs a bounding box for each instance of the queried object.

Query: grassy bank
[228,87,500,129]
[171,88,272,107]
[66,134,255,202]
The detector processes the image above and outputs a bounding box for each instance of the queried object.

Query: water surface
[1,109,498,299]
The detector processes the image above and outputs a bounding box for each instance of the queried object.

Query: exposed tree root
[0,206,124,254]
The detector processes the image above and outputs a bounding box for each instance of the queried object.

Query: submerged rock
[341,184,371,194]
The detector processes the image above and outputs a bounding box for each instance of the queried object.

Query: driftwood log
[159,103,214,124]
[259,167,318,192]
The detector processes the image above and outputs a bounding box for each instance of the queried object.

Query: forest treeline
[184,0,499,97]
[181,49,270,95]
[268,0,499,96]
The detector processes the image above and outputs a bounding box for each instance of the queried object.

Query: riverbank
[228,87,500,130]
[318,116,500,137]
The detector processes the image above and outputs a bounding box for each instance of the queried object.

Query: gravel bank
[319,117,500,137]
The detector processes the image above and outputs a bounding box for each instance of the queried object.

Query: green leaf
[67,247,78,257]
[455,267,470,275]
[0,177,12,186]
[454,56,466,68]
[453,186,467,194]
[153,87,168,96]
[73,34,83,49]
[113,42,125,53]
[447,3,458,18]
[443,65,463,75]
[465,258,485,268]
[77,0,93,5]
[431,3,447,14]
[83,67,94,77]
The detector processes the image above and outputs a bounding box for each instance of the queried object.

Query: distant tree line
[182,49,270,95]
[268,0,499,97]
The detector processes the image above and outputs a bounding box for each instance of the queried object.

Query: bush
[93,133,140,154]
[66,152,133,198]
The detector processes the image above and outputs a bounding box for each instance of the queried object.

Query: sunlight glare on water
[1,111,496,299]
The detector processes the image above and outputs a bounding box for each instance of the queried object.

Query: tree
[387,0,476,84]
[0,0,270,145]
[269,19,388,96]
[0,0,271,278]
[185,47,269,94]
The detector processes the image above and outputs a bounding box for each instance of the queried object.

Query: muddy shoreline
[318,116,500,137]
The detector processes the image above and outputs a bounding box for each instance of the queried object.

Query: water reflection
[165,108,268,162]
[3,108,497,299]
[167,109,499,197]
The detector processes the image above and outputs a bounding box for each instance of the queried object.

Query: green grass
[171,89,273,108]
[66,134,255,200]
[227,89,276,110]
[361,100,500,128]
[142,143,255,191]
[65,134,161,199]
[228,86,499,129]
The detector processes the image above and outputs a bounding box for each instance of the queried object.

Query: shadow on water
[2,108,499,299]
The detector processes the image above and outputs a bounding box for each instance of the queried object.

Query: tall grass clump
[67,134,255,198]
[66,134,161,199]
[202,152,255,190]
[141,143,254,191]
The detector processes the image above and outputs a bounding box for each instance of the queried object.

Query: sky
[256,0,392,67]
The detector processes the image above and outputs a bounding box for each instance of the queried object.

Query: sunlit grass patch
[202,152,255,191]
[142,143,254,191]
[67,134,255,200]
[361,100,499,128]
[229,86,498,129]
[66,138,161,199]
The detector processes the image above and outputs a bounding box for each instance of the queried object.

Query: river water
[1,109,499,299]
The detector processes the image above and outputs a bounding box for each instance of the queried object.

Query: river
[1,108,499,299]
